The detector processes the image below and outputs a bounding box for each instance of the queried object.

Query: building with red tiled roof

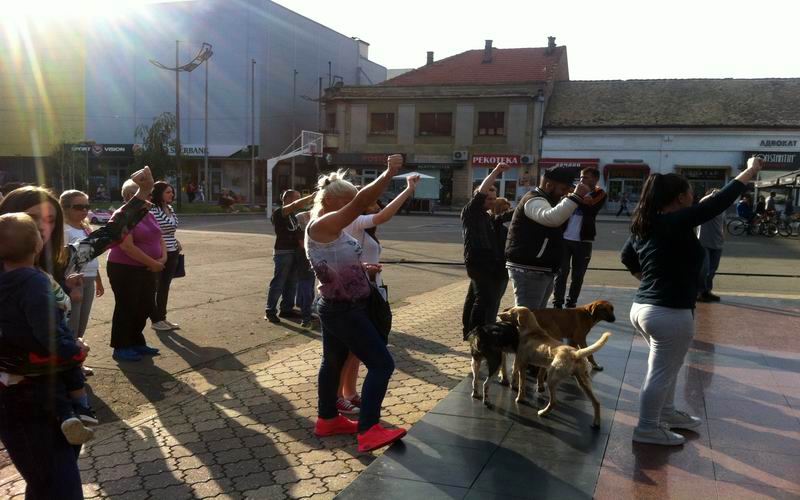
[322,38,570,207]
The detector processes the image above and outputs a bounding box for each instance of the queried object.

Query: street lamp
[150,41,213,209]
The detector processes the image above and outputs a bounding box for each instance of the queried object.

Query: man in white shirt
[505,166,590,309]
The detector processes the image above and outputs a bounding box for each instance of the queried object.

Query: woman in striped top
[149,181,181,331]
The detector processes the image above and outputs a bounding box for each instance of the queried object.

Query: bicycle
[727,217,778,237]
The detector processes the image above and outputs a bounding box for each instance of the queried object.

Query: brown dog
[529,300,615,371]
[499,306,611,428]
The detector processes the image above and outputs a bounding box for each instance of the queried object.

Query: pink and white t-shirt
[305,229,370,302]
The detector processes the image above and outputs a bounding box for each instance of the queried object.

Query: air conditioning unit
[520,154,534,164]
[453,150,469,161]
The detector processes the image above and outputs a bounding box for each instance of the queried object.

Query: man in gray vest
[505,166,590,309]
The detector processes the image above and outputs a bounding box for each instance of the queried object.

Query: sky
[3,0,799,80]
[274,0,800,80]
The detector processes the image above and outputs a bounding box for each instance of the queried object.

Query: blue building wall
[84,0,386,158]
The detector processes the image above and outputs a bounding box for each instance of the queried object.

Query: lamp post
[251,59,256,206]
[150,41,213,209]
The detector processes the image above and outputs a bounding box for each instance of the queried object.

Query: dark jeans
[699,246,723,294]
[553,240,593,307]
[265,251,298,313]
[295,250,316,322]
[151,250,180,323]
[107,261,156,349]
[317,298,394,432]
[616,203,630,216]
[0,379,83,500]
[462,264,508,338]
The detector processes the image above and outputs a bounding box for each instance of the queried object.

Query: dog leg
[483,354,503,406]
[515,359,527,404]
[536,368,546,393]
[470,357,482,399]
[538,370,563,417]
[498,353,510,386]
[576,373,602,429]
[587,352,604,371]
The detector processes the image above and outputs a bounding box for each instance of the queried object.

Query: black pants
[151,251,180,323]
[462,264,508,339]
[616,203,630,216]
[107,261,156,349]
[553,240,592,307]
[0,378,83,500]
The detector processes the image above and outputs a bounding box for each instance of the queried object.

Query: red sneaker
[314,415,358,437]
[357,424,407,452]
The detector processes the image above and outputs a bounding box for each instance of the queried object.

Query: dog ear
[498,309,512,322]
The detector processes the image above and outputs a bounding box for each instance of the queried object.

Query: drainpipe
[533,89,546,183]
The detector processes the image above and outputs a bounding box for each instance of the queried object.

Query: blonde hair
[59,189,90,229]
[311,169,358,219]
[0,212,41,262]
[493,197,511,215]
[121,179,138,202]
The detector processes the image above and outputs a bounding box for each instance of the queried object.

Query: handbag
[173,253,186,278]
[366,282,391,344]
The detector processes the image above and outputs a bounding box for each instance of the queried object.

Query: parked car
[88,209,112,224]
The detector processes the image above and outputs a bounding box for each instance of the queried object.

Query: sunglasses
[70,204,91,210]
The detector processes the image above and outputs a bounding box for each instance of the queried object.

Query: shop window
[477,111,505,136]
[370,113,395,134]
[419,112,452,136]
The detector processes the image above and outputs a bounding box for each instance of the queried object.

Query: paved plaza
[0,219,798,499]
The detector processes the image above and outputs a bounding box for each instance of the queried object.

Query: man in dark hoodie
[0,213,95,445]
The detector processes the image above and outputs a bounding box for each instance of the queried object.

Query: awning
[603,163,650,179]
[754,169,800,189]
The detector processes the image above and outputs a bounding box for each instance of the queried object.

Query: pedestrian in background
[264,189,315,324]
[616,191,631,217]
[149,181,182,331]
[294,209,316,329]
[696,188,725,303]
[553,167,606,309]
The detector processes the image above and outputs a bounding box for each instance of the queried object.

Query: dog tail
[574,332,612,359]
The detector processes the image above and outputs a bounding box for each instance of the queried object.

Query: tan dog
[530,300,615,371]
[499,306,611,428]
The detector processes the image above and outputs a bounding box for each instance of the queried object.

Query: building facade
[542,79,800,212]
[322,39,569,207]
[0,0,386,201]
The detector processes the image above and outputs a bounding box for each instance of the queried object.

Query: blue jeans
[699,246,723,294]
[0,378,83,500]
[295,249,315,322]
[317,298,394,432]
[265,251,298,313]
[507,266,555,309]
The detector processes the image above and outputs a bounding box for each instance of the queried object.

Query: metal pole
[204,53,209,202]
[175,40,182,210]
[291,69,297,190]
[317,77,322,131]
[250,58,255,205]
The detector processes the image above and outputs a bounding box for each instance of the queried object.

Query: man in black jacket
[461,162,511,338]
[505,166,590,310]
[553,167,607,308]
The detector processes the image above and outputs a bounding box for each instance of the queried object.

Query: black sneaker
[301,320,314,330]
[75,405,99,425]
[696,293,711,303]
[278,309,301,319]
[264,311,280,323]
[706,292,721,302]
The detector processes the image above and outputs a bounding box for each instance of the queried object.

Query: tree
[134,112,176,180]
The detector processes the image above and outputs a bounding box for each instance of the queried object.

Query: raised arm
[282,192,316,216]
[309,154,404,242]
[372,175,420,225]
[672,156,763,228]
[64,167,155,276]
[478,163,511,194]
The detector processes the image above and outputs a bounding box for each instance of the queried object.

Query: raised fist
[386,154,404,176]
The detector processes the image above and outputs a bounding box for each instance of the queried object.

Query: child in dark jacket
[0,213,97,445]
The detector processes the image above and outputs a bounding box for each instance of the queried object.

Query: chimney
[546,36,556,54]
[426,51,434,65]
[483,39,493,63]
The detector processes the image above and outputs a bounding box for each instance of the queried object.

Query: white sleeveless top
[305,228,371,302]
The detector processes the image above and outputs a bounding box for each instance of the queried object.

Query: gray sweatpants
[629,303,695,430]
[68,280,96,339]
[507,267,554,310]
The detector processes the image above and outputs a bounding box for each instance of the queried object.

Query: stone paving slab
[0,279,477,499]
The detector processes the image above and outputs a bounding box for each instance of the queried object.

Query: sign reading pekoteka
[472,154,521,165]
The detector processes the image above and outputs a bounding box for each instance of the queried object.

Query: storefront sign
[168,144,248,158]
[69,144,133,157]
[330,153,398,166]
[472,154,522,166]
[744,151,800,170]
[759,139,798,147]
[411,154,451,164]
[603,163,650,179]
[539,158,599,169]
[677,167,728,180]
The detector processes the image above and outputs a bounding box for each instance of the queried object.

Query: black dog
[467,321,519,405]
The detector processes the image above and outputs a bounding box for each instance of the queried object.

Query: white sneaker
[661,410,702,430]
[61,417,95,445]
[151,320,173,331]
[164,320,180,330]
[632,424,686,446]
